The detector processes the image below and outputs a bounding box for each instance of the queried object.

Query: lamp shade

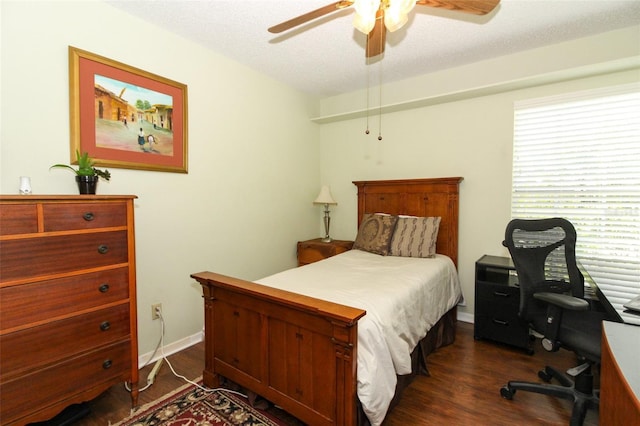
[313,185,337,205]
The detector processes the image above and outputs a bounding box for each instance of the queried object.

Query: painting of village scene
[70,46,187,173]
[94,75,174,156]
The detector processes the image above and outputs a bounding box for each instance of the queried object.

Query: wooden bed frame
[191,177,463,426]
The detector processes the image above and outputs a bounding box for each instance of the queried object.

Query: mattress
[256,249,462,426]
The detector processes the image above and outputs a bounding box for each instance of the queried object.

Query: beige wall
[318,27,640,320]
[0,0,321,357]
[1,0,638,356]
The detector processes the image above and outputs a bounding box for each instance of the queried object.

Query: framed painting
[69,46,188,173]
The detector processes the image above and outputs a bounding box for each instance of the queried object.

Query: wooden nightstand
[297,238,354,266]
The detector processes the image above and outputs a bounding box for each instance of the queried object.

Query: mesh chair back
[504,218,584,329]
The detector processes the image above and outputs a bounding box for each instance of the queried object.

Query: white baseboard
[457,311,474,324]
[137,330,204,369]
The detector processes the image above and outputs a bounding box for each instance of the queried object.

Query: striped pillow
[389,216,441,258]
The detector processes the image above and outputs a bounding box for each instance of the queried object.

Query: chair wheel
[500,385,515,400]
[538,368,552,382]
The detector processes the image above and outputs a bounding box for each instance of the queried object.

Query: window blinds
[512,83,640,324]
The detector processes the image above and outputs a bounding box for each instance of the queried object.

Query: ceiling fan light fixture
[353,12,376,34]
[385,0,415,32]
[384,12,408,32]
[268,0,501,58]
[353,0,381,34]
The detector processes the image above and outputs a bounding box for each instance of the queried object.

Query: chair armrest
[533,292,589,311]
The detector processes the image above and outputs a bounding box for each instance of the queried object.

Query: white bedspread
[256,249,462,426]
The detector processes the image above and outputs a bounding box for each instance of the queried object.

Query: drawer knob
[99,283,110,293]
[492,319,509,326]
[493,291,510,297]
[102,359,112,369]
[100,321,111,331]
[98,245,109,254]
[83,212,95,221]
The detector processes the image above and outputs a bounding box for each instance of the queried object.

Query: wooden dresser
[296,238,354,266]
[0,195,139,425]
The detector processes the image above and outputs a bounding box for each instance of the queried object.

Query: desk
[579,262,623,323]
[600,321,640,425]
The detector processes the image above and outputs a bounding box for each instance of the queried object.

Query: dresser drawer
[42,202,127,232]
[475,282,523,331]
[475,281,520,309]
[0,341,131,424]
[0,204,38,236]
[0,267,130,330]
[1,304,131,377]
[475,311,529,348]
[0,230,128,282]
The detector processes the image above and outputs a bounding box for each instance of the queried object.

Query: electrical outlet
[152,303,162,320]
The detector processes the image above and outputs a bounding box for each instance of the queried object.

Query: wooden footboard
[191,271,366,426]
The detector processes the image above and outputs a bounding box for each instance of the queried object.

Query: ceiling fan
[268,0,501,58]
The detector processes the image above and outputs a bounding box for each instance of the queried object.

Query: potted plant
[50,150,111,194]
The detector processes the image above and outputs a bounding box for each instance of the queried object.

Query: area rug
[113,378,287,426]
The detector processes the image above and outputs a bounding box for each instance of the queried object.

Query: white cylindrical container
[19,176,32,194]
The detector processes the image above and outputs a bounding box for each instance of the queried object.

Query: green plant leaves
[50,150,111,181]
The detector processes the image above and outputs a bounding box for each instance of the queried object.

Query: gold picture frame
[69,46,188,173]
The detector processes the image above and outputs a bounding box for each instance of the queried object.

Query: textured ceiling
[105,0,640,97]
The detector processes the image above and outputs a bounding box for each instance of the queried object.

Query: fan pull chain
[365,55,370,135]
[378,55,383,141]
[376,23,383,141]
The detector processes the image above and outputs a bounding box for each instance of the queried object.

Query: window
[512,83,640,324]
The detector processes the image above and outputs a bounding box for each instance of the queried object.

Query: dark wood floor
[77,321,598,425]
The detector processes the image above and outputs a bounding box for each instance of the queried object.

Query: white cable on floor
[124,313,164,393]
[126,308,247,399]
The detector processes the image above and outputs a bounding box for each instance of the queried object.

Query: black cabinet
[474,255,531,353]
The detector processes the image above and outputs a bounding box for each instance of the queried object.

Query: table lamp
[313,185,337,242]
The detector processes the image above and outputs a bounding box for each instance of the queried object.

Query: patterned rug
[113,379,287,426]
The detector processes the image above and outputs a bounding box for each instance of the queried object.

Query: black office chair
[500,218,618,426]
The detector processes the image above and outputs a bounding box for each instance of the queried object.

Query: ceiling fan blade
[366,9,386,58]
[415,0,500,15]
[268,1,354,34]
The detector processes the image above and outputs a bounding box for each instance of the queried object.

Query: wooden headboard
[353,177,463,267]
